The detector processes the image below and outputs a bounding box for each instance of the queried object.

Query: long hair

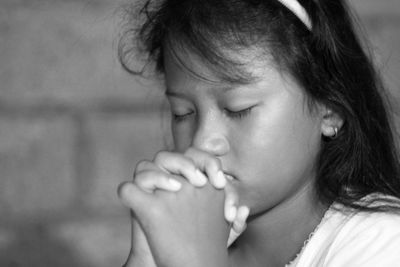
[118,0,400,211]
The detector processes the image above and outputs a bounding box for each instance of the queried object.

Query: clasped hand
[118,147,249,267]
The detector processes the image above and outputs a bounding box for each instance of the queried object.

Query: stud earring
[331,127,338,139]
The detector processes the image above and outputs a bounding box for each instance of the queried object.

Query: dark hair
[118,0,400,211]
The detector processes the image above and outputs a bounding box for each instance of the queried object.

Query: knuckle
[135,160,151,174]
[153,150,169,163]
[183,158,198,172]
[155,150,195,172]
[184,147,196,156]
[117,182,131,199]
[183,148,200,163]
[205,156,221,171]
[133,172,146,186]
[134,171,155,187]
[137,170,173,190]
[181,157,196,172]
[184,155,196,166]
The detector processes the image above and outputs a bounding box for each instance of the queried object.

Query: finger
[135,170,182,193]
[135,160,183,192]
[134,160,160,176]
[117,182,153,212]
[224,183,239,222]
[227,206,250,247]
[153,151,207,187]
[184,147,226,189]
[232,206,250,234]
[227,228,241,247]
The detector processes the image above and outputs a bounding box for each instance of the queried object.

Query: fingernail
[227,228,240,247]
[237,206,250,221]
[195,169,208,186]
[226,205,237,222]
[168,179,182,191]
[240,206,250,218]
[215,170,227,188]
[233,220,247,233]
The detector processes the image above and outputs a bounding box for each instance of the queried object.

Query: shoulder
[321,193,400,267]
[294,195,400,267]
[323,208,400,266]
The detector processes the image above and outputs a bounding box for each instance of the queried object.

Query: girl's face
[164,48,324,215]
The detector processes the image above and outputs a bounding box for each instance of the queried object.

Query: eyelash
[225,106,254,119]
[173,106,254,123]
[173,111,194,123]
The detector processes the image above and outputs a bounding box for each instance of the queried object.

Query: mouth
[224,173,236,182]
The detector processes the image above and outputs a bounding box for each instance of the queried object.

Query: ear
[320,106,344,138]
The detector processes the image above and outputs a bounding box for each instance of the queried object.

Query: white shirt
[287,198,400,267]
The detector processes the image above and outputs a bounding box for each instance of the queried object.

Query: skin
[119,46,339,267]
[121,148,247,267]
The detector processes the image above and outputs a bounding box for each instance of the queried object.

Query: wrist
[128,219,157,267]
[123,250,157,267]
[188,246,230,267]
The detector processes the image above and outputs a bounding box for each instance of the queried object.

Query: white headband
[276,0,312,30]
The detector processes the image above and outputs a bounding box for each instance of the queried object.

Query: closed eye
[173,111,194,122]
[225,106,254,119]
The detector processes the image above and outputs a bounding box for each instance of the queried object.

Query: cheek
[232,100,321,206]
[172,121,195,152]
[249,107,320,173]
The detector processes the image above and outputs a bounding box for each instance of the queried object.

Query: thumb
[118,182,153,213]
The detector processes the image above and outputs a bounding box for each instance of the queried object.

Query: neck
[232,183,328,267]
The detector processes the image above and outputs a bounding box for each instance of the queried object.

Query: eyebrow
[165,84,243,98]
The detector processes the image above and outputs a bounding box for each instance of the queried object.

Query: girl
[118,0,400,266]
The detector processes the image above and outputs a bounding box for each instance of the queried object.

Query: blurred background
[0,0,399,266]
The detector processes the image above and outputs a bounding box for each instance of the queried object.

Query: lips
[224,173,236,181]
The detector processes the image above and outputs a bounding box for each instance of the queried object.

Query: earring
[331,127,338,139]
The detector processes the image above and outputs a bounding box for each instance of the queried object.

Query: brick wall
[0,0,399,266]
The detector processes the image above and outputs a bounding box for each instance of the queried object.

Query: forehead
[163,42,276,87]
[163,44,309,104]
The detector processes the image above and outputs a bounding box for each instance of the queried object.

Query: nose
[192,121,230,157]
